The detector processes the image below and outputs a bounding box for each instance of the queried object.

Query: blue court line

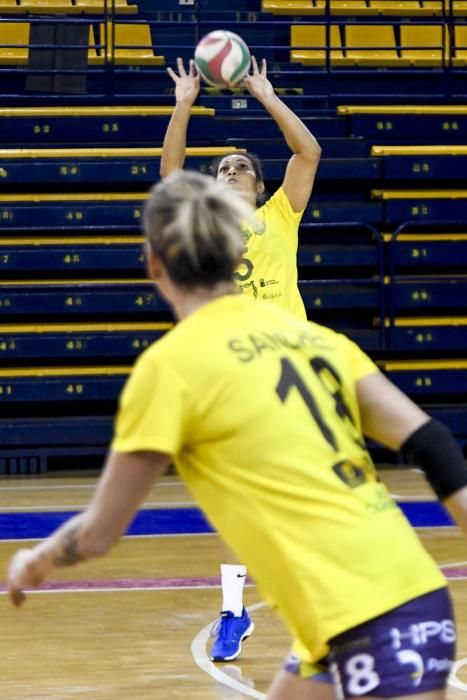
[400,501,454,527]
[0,502,454,541]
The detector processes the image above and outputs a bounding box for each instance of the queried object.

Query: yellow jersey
[235,186,307,320]
[112,294,445,661]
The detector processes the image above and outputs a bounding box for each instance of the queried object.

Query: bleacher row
[265,0,467,14]
[0,0,136,11]
[4,1,467,69]
[0,22,164,65]
[4,21,467,68]
[1,0,467,472]
[291,23,467,67]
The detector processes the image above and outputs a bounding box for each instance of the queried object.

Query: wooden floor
[1,469,467,699]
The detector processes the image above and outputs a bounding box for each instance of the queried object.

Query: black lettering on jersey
[332,460,367,488]
[310,357,366,450]
[276,357,337,451]
[234,256,254,282]
[332,454,378,489]
[250,333,276,356]
[263,331,302,351]
[227,329,335,363]
[274,354,376,470]
[227,339,255,363]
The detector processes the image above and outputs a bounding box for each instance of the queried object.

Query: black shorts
[285,587,456,698]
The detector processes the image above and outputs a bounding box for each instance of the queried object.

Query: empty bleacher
[290,21,452,68]
[2,1,467,470]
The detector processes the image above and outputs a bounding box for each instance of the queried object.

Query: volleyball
[194,31,251,88]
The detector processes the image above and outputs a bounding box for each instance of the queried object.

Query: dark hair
[143,170,255,288]
[211,151,268,207]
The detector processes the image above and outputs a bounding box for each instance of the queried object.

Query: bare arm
[243,57,321,212]
[356,370,430,451]
[7,450,171,606]
[160,58,200,178]
[357,371,467,536]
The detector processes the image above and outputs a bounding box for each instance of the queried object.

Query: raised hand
[242,56,275,103]
[167,57,200,106]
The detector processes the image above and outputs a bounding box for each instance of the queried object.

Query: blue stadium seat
[0,367,129,403]
[0,323,171,361]
[380,359,467,397]
[390,317,467,351]
[0,281,167,317]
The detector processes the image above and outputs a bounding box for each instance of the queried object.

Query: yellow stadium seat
[0,22,29,64]
[406,0,467,14]
[344,24,405,65]
[19,0,79,12]
[264,0,373,13]
[313,0,372,13]
[418,0,444,14]
[74,0,137,14]
[400,24,448,65]
[452,1,467,13]
[0,0,25,13]
[368,0,424,15]
[89,22,164,65]
[263,0,320,13]
[453,24,467,65]
[290,24,350,65]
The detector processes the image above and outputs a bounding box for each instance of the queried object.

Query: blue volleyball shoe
[210,608,255,662]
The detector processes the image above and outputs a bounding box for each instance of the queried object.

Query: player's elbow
[307,142,322,162]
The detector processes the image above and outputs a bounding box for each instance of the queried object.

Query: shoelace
[210,611,235,639]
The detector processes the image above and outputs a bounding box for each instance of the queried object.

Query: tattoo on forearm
[53,525,85,567]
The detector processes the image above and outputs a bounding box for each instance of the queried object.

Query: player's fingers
[250,55,259,74]
[261,57,267,74]
[166,66,178,81]
[9,586,26,608]
[176,56,186,76]
[189,58,196,76]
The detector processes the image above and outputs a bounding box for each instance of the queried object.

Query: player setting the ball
[160,31,322,663]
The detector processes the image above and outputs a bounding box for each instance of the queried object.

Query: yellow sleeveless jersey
[112,295,445,662]
[235,186,307,320]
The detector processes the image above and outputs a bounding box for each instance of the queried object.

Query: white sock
[220,563,247,616]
